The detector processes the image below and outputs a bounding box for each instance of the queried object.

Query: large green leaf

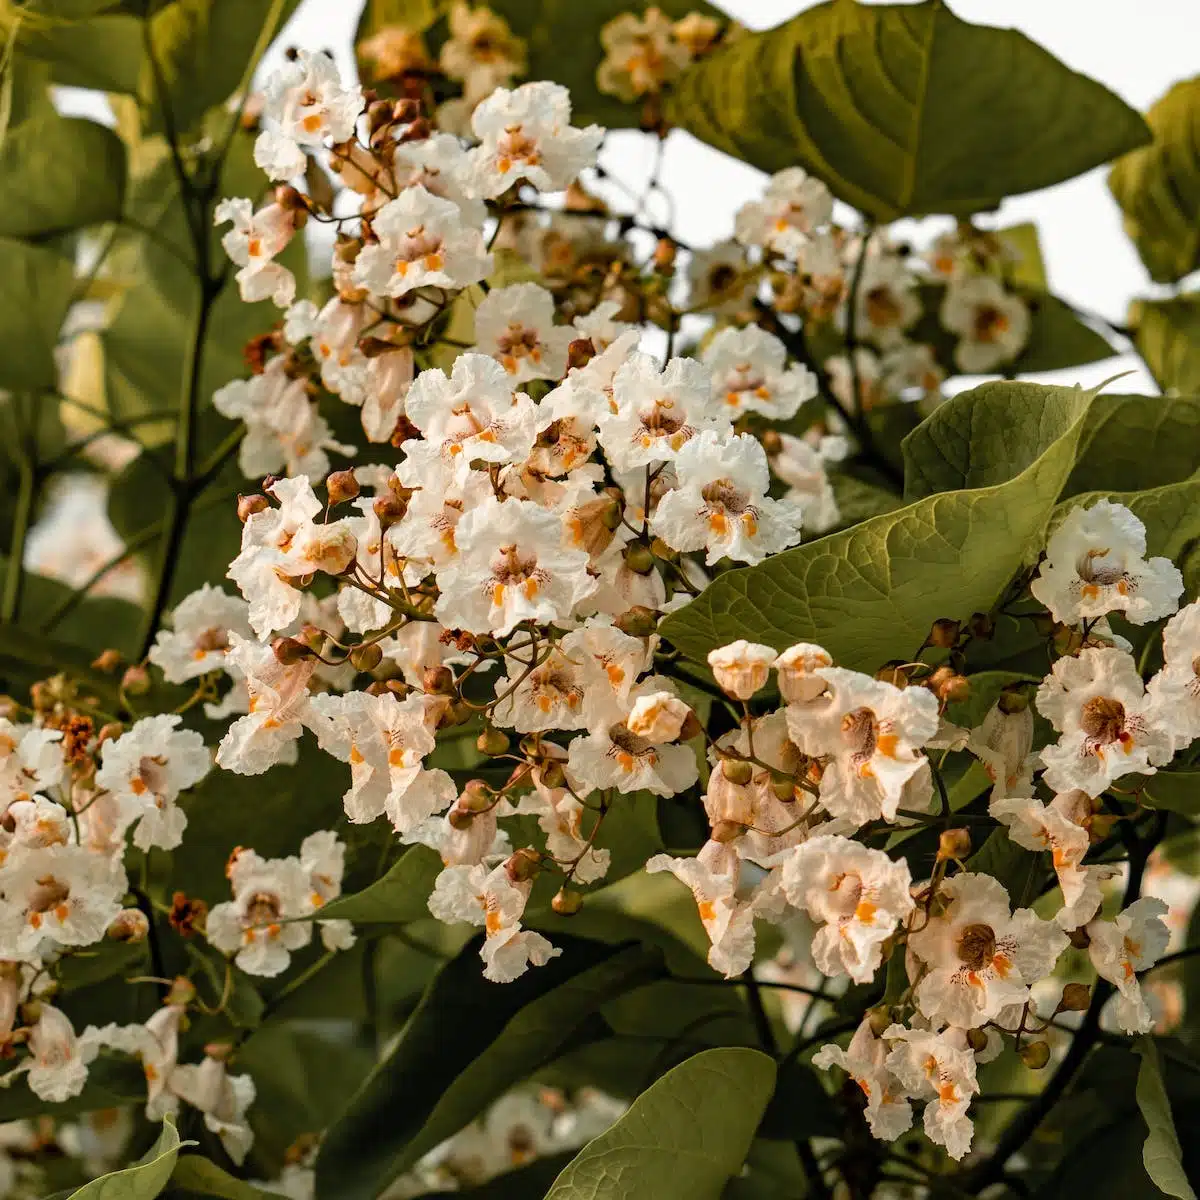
[1134,771,1200,817]
[69,1115,187,1199]
[1135,1038,1199,1200]
[316,845,444,923]
[0,236,75,389]
[1132,295,1200,396]
[168,1156,276,1200]
[661,381,1095,670]
[0,112,125,237]
[15,14,143,92]
[904,384,1200,501]
[544,1047,776,1200]
[315,935,665,1200]
[664,0,1149,220]
[1110,77,1200,284]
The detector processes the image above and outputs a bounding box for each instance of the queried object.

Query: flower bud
[423,665,456,695]
[1057,982,1090,1013]
[374,493,408,529]
[1019,1040,1050,1069]
[775,643,833,705]
[927,666,969,704]
[350,643,383,672]
[710,819,744,843]
[539,759,566,790]
[462,779,494,811]
[91,648,122,673]
[759,429,783,456]
[927,618,961,648]
[998,686,1029,715]
[626,692,691,743]
[107,908,149,942]
[237,493,269,523]
[614,605,658,638]
[327,469,360,505]
[448,802,476,831]
[721,758,754,786]
[552,889,583,916]
[648,536,678,562]
[504,847,542,883]
[272,636,315,666]
[169,892,208,938]
[653,238,677,271]
[967,612,994,641]
[965,1027,990,1053]
[876,662,910,688]
[866,1005,893,1037]
[937,828,972,863]
[477,727,511,757]
[96,721,124,746]
[392,97,421,123]
[438,700,473,728]
[166,976,197,1007]
[624,541,655,575]
[120,665,151,695]
[1068,926,1092,950]
[567,337,596,371]
[771,775,797,802]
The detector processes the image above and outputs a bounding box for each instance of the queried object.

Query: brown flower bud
[297,624,326,653]
[1057,982,1091,1013]
[1068,926,1092,950]
[1019,1040,1051,1069]
[423,665,456,695]
[91,649,122,673]
[96,721,124,747]
[396,115,431,144]
[876,662,910,688]
[927,666,969,703]
[998,686,1029,715]
[237,493,270,523]
[711,819,745,843]
[937,827,972,863]
[967,612,995,640]
[274,183,309,214]
[540,759,566,790]
[365,680,391,696]
[759,429,783,456]
[107,908,149,942]
[327,469,360,505]
[652,238,677,271]
[614,605,658,638]
[966,1027,990,1053]
[477,727,511,757]
[448,801,476,830]
[552,889,584,916]
[721,758,754,786]
[350,643,383,672]
[624,542,655,575]
[567,337,596,372]
[504,847,542,883]
[374,493,408,529]
[272,636,315,666]
[120,665,151,695]
[928,618,961,649]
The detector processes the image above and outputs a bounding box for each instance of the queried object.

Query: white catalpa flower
[880,340,945,401]
[989,792,1115,929]
[939,275,1030,373]
[707,641,777,701]
[646,840,783,977]
[786,667,939,827]
[812,1019,913,1143]
[354,185,492,296]
[883,1025,979,1161]
[299,830,356,951]
[686,240,757,316]
[965,696,1036,802]
[473,283,575,383]
[6,1005,102,1103]
[1031,499,1183,627]
[403,353,537,482]
[0,844,126,957]
[597,352,727,473]
[467,81,603,198]
[846,252,922,348]
[769,433,847,535]
[826,346,884,412]
[95,715,211,852]
[169,1056,256,1165]
[907,872,1068,1029]
[1087,896,1170,1033]
[206,848,313,978]
[0,720,63,808]
[774,643,834,705]
[434,497,597,636]
[516,750,610,885]
[227,476,323,639]
[311,691,455,832]
[215,635,317,775]
[213,359,353,482]
[393,132,487,227]
[651,431,804,565]
[567,698,699,799]
[255,50,363,181]
[596,8,692,102]
[1148,600,1200,750]
[734,167,833,259]
[1036,647,1173,796]
[428,861,560,983]
[2,795,71,857]
[701,326,817,421]
[213,197,300,308]
[148,585,252,684]
[781,835,914,983]
[93,1003,185,1119]
[439,2,526,101]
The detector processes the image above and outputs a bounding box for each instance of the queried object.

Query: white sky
[59,0,1194,394]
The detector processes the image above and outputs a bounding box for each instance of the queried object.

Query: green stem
[2,393,39,624]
